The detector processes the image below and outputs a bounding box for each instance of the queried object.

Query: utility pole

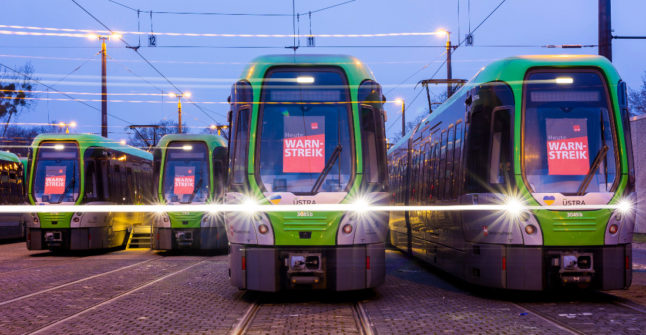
[446,31,453,97]
[100,36,108,137]
[599,0,612,61]
[394,98,405,137]
[89,33,119,137]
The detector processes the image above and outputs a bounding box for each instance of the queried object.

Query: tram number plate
[297,211,313,217]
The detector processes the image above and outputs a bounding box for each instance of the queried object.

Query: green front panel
[269,211,343,246]
[38,212,73,229]
[168,212,204,229]
[536,209,611,246]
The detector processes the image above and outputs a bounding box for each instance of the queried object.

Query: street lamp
[57,121,77,134]
[209,124,229,136]
[168,91,191,134]
[87,32,121,137]
[394,98,405,137]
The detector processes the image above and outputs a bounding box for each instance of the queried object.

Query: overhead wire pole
[599,0,612,61]
[100,35,108,136]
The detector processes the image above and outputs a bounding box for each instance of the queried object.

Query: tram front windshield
[33,142,80,204]
[256,68,354,194]
[162,141,210,204]
[523,70,617,194]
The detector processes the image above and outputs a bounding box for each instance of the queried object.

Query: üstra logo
[543,195,556,205]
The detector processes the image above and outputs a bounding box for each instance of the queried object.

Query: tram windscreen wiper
[185,178,203,204]
[576,144,608,196]
[310,144,342,194]
[55,163,76,204]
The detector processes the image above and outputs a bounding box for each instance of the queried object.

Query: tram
[26,134,154,250]
[226,54,389,291]
[388,55,635,290]
[152,134,228,250]
[0,151,27,240]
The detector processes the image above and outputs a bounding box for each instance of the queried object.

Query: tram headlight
[617,199,633,215]
[609,223,619,235]
[242,197,260,216]
[503,197,526,219]
[351,197,371,215]
[525,224,537,235]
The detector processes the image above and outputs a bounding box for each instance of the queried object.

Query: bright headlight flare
[617,199,633,215]
[351,197,371,215]
[242,197,261,216]
[503,197,526,219]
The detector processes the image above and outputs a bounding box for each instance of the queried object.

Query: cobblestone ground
[243,292,366,335]
[361,250,566,335]
[0,242,645,335]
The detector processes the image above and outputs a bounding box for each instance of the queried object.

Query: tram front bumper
[229,243,385,292]
[153,227,227,250]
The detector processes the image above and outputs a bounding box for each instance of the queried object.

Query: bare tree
[629,74,646,116]
[0,63,35,136]
[125,120,189,149]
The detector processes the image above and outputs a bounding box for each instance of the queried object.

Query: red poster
[173,166,195,195]
[546,118,590,175]
[44,166,66,195]
[283,116,325,173]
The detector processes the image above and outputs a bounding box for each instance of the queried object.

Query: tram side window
[453,122,464,198]
[489,108,512,185]
[228,80,253,188]
[445,126,455,200]
[464,83,514,193]
[358,80,388,190]
[438,131,448,200]
[213,146,227,200]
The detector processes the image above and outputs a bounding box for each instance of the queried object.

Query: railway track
[231,295,375,335]
[0,258,155,306]
[24,260,207,335]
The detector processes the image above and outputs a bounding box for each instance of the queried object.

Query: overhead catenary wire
[0,61,132,125]
[107,0,355,17]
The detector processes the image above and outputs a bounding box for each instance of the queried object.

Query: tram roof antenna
[417,79,467,114]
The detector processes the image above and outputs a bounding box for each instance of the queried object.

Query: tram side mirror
[227,110,232,124]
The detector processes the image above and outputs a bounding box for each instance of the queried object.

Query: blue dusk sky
[1,0,645,140]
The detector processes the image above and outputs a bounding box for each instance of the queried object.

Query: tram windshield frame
[522,68,619,195]
[32,141,80,204]
[254,66,355,195]
[162,141,211,204]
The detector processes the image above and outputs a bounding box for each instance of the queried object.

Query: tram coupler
[286,252,325,288]
[174,230,194,247]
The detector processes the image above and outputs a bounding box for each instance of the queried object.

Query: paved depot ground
[0,242,644,335]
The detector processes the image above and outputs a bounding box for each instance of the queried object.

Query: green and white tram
[388,55,635,290]
[152,134,228,250]
[0,151,27,240]
[26,134,154,250]
[226,55,389,291]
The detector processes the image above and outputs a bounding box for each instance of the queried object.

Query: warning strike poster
[44,166,66,195]
[545,118,590,175]
[283,116,326,173]
[174,166,195,195]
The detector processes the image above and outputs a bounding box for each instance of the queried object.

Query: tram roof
[470,55,618,85]
[157,134,227,149]
[31,133,152,160]
[240,54,376,83]
[388,54,621,155]
[0,150,20,163]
